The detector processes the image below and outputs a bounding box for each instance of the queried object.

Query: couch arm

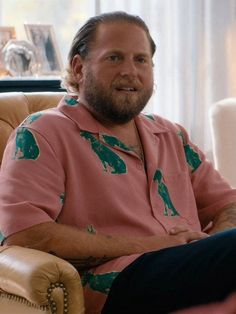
[0,245,85,314]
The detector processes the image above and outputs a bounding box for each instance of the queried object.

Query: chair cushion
[0,92,65,165]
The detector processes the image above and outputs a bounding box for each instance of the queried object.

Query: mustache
[112,78,142,91]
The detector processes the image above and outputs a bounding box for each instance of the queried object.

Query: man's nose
[119,59,138,77]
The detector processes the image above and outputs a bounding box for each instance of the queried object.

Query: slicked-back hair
[61,11,156,93]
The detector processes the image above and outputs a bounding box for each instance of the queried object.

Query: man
[1,11,236,314]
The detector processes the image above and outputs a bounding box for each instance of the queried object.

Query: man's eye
[136,57,147,64]
[107,55,120,62]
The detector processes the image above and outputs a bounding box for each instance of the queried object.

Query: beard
[83,71,153,125]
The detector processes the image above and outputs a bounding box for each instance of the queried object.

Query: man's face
[76,21,154,125]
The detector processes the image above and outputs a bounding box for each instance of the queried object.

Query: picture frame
[0,27,16,75]
[24,23,63,75]
[0,27,16,51]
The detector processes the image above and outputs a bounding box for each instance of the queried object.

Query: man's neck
[80,102,144,161]
[107,120,145,162]
[105,119,135,139]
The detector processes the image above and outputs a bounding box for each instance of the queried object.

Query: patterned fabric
[0,231,4,244]
[0,95,236,313]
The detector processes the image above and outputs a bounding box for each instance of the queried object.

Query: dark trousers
[102,228,236,314]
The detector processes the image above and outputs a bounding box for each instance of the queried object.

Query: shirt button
[136,162,143,170]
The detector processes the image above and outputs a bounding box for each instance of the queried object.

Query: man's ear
[71,54,84,83]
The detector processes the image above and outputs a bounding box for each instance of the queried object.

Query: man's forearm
[208,202,236,235]
[5,222,140,269]
[5,221,208,270]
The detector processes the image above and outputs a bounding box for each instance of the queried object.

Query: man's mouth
[116,87,137,92]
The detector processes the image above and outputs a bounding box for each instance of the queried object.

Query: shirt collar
[58,95,99,133]
[135,113,170,135]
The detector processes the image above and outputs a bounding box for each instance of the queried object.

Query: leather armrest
[0,245,85,314]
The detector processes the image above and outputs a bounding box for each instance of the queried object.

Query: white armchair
[209,98,236,188]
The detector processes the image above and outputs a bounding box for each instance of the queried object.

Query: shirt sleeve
[0,126,65,238]
[177,124,236,229]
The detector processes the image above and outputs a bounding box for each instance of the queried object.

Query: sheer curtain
[99,0,236,159]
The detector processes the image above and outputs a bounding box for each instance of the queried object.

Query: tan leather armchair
[0,92,85,314]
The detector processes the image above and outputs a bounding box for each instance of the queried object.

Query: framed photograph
[0,27,16,50]
[24,23,63,75]
[0,27,16,75]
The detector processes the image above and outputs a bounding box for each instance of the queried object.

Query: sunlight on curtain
[99,0,236,160]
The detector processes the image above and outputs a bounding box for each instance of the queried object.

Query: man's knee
[211,228,236,245]
[207,228,236,262]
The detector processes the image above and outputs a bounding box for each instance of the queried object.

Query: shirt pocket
[156,170,199,225]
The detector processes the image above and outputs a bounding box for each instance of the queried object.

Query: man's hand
[168,225,209,244]
[136,226,209,253]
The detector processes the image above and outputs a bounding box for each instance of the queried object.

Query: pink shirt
[1,95,236,313]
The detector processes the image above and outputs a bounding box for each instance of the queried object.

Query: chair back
[210,98,236,187]
[0,92,65,165]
